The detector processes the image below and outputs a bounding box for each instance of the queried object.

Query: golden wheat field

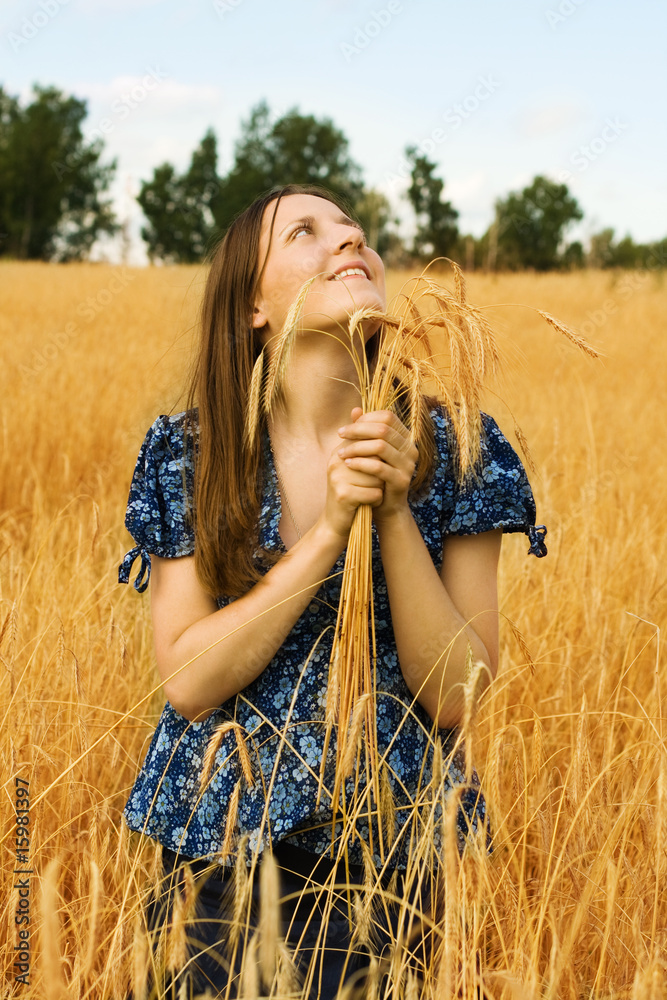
[1,262,666,999]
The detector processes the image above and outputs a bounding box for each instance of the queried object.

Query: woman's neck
[267,336,367,450]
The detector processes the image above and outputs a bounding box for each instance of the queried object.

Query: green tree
[138,102,381,262]
[611,235,641,269]
[0,84,116,260]
[404,147,459,261]
[588,227,616,268]
[494,175,583,271]
[588,229,645,269]
[646,238,667,269]
[561,240,585,270]
[138,129,220,263]
[216,100,365,232]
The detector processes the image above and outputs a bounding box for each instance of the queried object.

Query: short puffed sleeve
[434,408,547,557]
[118,413,196,592]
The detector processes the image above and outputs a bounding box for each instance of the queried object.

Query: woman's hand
[320,412,386,542]
[336,408,418,525]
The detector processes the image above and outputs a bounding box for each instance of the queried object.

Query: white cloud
[446,170,487,205]
[71,76,224,172]
[517,103,588,138]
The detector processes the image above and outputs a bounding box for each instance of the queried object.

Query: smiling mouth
[333,267,369,280]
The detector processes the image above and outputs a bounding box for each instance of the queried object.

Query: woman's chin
[297,314,383,348]
[298,295,386,337]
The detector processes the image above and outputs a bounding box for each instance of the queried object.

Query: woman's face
[252,193,386,345]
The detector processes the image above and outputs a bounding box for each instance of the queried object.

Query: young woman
[119,184,546,998]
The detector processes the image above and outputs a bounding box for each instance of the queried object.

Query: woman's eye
[292,225,312,238]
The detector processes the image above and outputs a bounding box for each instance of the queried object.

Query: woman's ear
[252,303,267,330]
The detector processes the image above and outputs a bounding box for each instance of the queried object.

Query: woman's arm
[149,440,386,723]
[375,516,500,728]
[337,407,500,728]
[150,525,343,723]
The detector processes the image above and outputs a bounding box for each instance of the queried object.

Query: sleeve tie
[118,545,152,592]
[527,524,548,558]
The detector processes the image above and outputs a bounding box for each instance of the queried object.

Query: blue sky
[2,0,665,262]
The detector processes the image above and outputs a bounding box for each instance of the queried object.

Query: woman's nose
[334,225,364,252]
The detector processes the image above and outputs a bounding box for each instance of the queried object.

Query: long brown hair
[186,184,437,599]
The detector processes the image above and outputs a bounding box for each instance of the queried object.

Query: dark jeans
[142,841,432,1000]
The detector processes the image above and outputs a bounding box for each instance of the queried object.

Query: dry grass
[1,262,666,998]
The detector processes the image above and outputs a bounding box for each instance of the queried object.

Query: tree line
[1,84,665,271]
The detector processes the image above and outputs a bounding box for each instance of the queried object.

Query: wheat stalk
[131,913,150,1000]
[244,346,265,453]
[82,858,102,982]
[221,779,241,860]
[200,720,255,792]
[262,277,319,418]
[537,309,601,357]
[259,850,281,988]
[39,858,66,1000]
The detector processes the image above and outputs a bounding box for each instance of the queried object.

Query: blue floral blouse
[119,405,546,870]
